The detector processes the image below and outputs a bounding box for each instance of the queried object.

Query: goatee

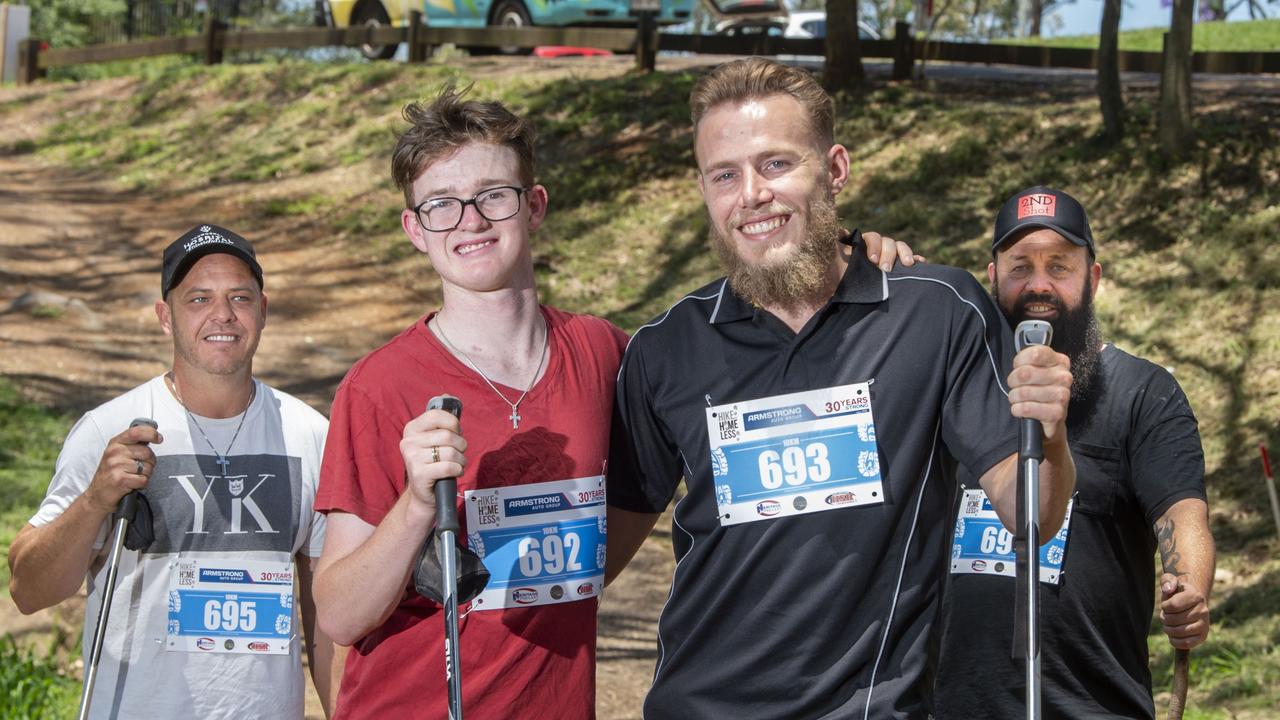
[711,194,842,311]
[995,276,1103,402]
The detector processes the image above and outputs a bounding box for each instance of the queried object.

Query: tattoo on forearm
[1156,517,1187,578]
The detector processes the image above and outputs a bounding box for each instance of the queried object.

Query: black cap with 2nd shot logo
[161,224,264,297]
[992,186,1095,256]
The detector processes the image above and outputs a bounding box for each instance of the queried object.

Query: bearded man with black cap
[8,224,339,719]
[933,187,1216,719]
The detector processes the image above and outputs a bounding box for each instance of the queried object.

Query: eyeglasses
[412,185,528,232]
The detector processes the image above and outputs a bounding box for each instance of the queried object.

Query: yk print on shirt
[143,453,301,554]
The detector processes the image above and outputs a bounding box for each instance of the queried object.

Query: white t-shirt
[31,375,328,720]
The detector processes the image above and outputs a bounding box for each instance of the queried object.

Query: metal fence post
[893,21,913,80]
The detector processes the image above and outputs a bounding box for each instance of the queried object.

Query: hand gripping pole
[77,417,157,720]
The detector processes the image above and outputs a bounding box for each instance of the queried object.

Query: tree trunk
[1029,0,1043,36]
[1158,0,1195,159]
[824,0,865,91]
[1097,0,1123,142]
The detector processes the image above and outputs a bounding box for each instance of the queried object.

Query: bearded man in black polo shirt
[604,58,1077,719]
[932,187,1215,719]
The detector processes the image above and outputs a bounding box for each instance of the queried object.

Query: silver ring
[135,459,145,475]
[431,446,440,463]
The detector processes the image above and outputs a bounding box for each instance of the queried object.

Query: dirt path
[0,152,674,718]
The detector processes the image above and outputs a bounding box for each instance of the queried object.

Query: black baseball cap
[161,224,264,297]
[992,186,1095,256]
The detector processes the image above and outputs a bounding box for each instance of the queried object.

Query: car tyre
[491,0,534,56]
[352,1,399,61]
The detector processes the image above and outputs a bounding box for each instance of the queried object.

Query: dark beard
[994,276,1103,403]
[711,194,842,311]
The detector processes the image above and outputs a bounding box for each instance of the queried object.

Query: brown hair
[391,83,537,207]
[689,57,834,150]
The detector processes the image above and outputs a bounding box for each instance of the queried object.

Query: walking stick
[1012,320,1052,720]
[1167,648,1190,720]
[428,395,465,720]
[77,417,156,720]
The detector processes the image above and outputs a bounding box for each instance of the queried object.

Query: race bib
[706,382,886,527]
[950,487,1072,585]
[166,558,294,654]
[465,475,606,610]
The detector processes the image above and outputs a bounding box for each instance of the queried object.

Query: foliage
[0,634,78,720]
[0,379,74,591]
[29,0,314,50]
[1196,0,1278,22]
[28,0,127,48]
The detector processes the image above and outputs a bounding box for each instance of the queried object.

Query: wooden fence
[16,14,1280,85]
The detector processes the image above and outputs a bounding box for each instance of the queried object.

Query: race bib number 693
[706,382,886,526]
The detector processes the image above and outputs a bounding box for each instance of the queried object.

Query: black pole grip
[427,396,463,536]
[117,417,157,521]
[1020,418,1044,461]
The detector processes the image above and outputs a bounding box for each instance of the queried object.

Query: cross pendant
[215,455,231,474]
[509,408,521,429]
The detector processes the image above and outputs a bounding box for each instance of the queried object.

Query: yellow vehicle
[317,0,695,59]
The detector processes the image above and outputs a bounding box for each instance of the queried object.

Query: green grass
[3,57,1279,716]
[1000,17,1280,52]
[0,634,78,720]
[0,379,75,594]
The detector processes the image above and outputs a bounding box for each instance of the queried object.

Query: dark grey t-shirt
[934,345,1206,720]
[608,236,1020,719]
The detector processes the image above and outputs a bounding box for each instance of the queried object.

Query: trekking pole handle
[427,396,463,536]
[117,417,158,521]
[1014,321,1053,461]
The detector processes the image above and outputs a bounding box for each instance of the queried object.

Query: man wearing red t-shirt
[311,86,628,719]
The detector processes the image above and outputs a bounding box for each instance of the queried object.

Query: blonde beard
[711,194,842,311]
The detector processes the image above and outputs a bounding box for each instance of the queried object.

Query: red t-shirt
[317,307,629,720]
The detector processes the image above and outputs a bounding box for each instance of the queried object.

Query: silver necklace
[168,373,253,474]
[432,315,548,430]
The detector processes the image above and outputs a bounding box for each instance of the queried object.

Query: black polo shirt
[608,234,1021,719]
[934,346,1206,720]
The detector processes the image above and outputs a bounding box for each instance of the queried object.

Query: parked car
[715,10,879,41]
[316,0,695,59]
[784,10,880,41]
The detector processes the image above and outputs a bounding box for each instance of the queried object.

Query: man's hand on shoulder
[861,231,926,273]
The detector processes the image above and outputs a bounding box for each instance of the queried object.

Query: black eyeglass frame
[411,185,530,232]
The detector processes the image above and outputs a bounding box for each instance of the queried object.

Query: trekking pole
[428,395,464,720]
[77,417,157,720]
[1260,444,1280,540]
[1012,321,1052,720]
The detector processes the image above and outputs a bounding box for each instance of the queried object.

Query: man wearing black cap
[8,224,339,719]
[933,187,1216,719]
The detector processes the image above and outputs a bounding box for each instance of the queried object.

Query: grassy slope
[2,58,1279,716]
[0,380,74,593]
[999,17,1280,52]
